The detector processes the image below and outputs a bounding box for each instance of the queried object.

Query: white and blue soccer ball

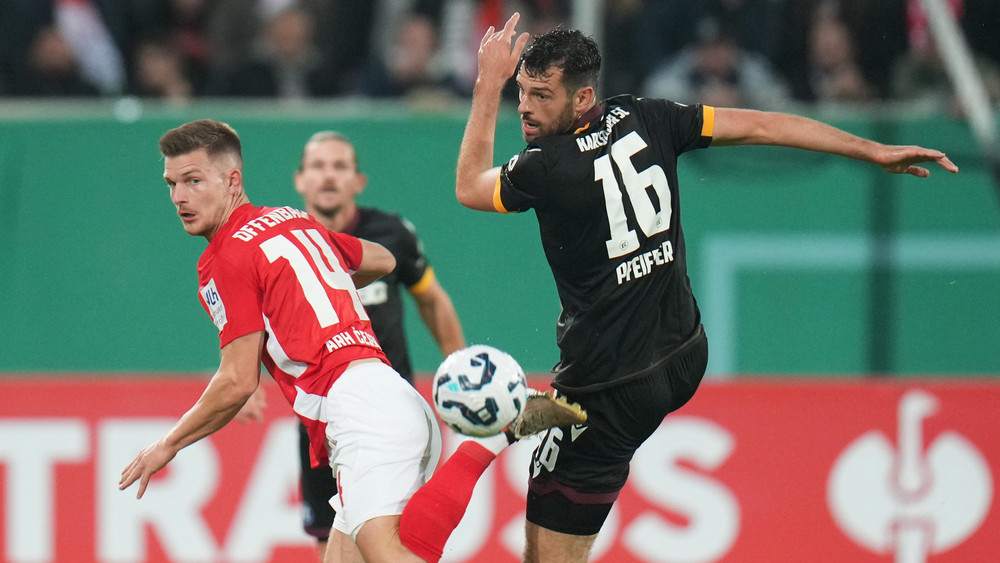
[432,344,528,437]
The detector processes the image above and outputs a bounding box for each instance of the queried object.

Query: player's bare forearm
[119,333,263,498]
[185,332,266,447]
[118,377,254,498]
[712,108,959,177]
[456,13,530,211]
[456,80,504,210]
[414,281,466,356]
[162,384,247,450]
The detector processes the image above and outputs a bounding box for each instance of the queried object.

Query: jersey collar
[572,103,604,135]
[215,203,258,240]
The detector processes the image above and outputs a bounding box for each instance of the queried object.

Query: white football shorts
[325,360,442,540]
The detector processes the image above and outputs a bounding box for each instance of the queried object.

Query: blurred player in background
[119,119,580,563]
[292,130,465,559]
[456,14,958,563]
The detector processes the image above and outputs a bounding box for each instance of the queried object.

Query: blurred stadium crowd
[0,0,998,111]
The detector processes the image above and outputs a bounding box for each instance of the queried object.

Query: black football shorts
[526,326,708,536]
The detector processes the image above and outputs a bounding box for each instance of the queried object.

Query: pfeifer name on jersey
[231,206,310,241]
[616,240,674,285]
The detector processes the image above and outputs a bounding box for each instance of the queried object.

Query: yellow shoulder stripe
[408,267,436,295]
[493,173,510,213]
[701,105,716,137]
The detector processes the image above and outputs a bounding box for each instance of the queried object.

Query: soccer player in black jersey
[456,13,959,563]
[293,131,466,560]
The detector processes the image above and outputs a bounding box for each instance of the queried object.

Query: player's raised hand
[119,440,176,499]
[477,12,530,87]
[876,145,959,177]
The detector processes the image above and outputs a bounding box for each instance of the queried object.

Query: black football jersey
[346,207,431,380]
[498,95,714,391]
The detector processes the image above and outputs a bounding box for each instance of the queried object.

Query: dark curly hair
[520,27,601,95]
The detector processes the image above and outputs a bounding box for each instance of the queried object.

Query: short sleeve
[200,254,265,348]
[498,148,548,212]
[393,217,430,289]
[329,231,364,272]
[637,98,714,154]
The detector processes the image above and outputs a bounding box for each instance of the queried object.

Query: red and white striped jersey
[197,203,388,466]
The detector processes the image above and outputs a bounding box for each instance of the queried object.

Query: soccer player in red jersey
[118,119,584,563]
[293,131,466,560]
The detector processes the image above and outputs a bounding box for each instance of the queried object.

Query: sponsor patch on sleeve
[200,278,228,331]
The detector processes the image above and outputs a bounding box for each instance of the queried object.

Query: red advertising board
[0,376,996,562]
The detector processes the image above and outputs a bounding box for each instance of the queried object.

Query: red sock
[399,441,496,562]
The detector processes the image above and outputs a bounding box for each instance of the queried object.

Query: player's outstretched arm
[412,277,466,356]
[456,12,530,212]
[119,331,264,498]
[711,108,959,177]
